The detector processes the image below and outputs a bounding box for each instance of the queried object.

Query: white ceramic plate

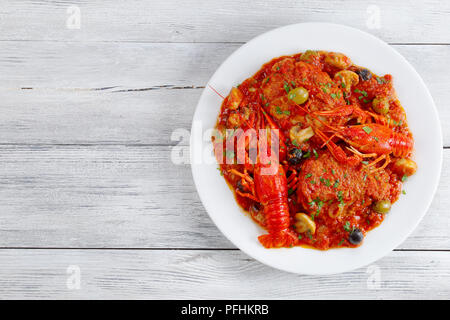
[190,23,442,274]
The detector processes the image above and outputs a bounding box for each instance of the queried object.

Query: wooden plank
[0,145,217,248]
[0,249,448,299]
[0,43,447,145]
[1,0,449,43]
[0,145,447,250]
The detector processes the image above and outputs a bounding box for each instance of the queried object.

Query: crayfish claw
[258,231,297,248]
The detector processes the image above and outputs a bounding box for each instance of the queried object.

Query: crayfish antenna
[346,146,377,158]
[296,103,341,132]
[366,154,391,173]
[315,128,361,167]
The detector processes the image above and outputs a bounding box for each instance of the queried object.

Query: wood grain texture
[0,249,448,299]
[0,41,218,88]
[1,0,449,43]
[0,145,447,250]
[0,44,448,145]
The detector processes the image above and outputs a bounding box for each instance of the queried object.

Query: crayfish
[218,87,297,248]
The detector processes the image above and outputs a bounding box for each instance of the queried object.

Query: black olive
[356,68,372,81]
[288,148,303,165]
[349,228,364,245]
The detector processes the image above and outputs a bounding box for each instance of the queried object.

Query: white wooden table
[0,0,449,299]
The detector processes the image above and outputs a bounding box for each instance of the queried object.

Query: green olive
[288,87,309,105]
[373,200,391,214]
[372,96,390,114]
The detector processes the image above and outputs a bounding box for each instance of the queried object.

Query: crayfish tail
[258,231,297,248]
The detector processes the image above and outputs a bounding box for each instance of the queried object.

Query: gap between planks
[13,85,205,92]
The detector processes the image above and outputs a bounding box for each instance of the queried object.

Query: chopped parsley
[337,190,345,205]
[284,81,291,93]
[303,151,311,159]
[354,89,368,97]
[401,175,408,182]
[376,76,386,84]
[313,149,319,159]
[320,177,331,187]
[313,197,324,207]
